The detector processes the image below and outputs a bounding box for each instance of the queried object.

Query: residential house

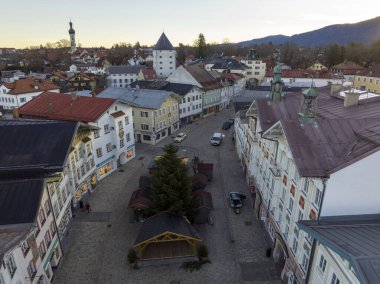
[130,80,203,124]
[98,87,181,145]
[167,65,223,116]
[108,65,147,88]
[210,58,248,76]
[138,68,157,81]
[153,33,176,78]
[0,77,59,110]
[354,63,380,93]
[240,49,267,84]
[234,65,380,283]
[18,92,135,183]
[330,60,365,82]
[67,72,96,91]
[264,69,345,87]
[307,61,327,71]
[1,70,26,83]
[0,119,79,284]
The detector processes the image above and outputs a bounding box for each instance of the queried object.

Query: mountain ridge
[237,16,380,46]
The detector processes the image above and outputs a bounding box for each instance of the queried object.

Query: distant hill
[238,16,380,47]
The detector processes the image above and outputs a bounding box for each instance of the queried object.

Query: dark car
[228,118,234,125]
[228,192,246,209]
[222,121,232,130]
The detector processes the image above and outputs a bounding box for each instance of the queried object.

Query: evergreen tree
[195,33,207,59]
[150,144,198,222]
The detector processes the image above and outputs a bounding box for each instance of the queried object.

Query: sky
[1,0,379,48]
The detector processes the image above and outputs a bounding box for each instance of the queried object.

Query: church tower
[68,20,77,53]
[153,32,176,78]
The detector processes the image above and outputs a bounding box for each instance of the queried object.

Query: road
[54,108,280,284]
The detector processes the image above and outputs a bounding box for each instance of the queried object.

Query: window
[76,169,81,180]
[125,116,129,125]
[104,124,110,134]
[314,188,322,208]
[45,231,51,247]
[27,260,37,279]
[126,133,131,142]
[120,138,125,148]
[118,120,123,130]
[318,255,327,274]
[81,165,85,176]
[141,124,149,130]
[20,97,26,103]
[330,273,341,284]
[140,111,148,117]
[94,129,100,138]
[281,187,286,203]
[288,198,294,213]
[44,201,51,216]
[74,150,79,162]
[38,209,46,225]
[143,135,151,141]
[6,254,17,278]
[297,209,304,221]
[50,222,57,237]
[21,240,30,256]
[291,237,298,254]
[301,253,309,272]
[96,147,103,158]
[39,241,46,259]
[302,179,309,194]
[106,143,112,152]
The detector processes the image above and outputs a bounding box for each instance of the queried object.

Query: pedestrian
[85,202,91,213]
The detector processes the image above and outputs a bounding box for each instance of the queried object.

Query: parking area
[54,109,280,284]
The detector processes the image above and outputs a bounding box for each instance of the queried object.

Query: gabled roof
[299,215,380,284]
[19,92,116,122]
[0,119,77,177]
[130,80,195,96]
[109,65,146,75]
[134,212,201,246]
[154,33,174,51]
[98,87,175,109]
[357,63,380,78]
[141,68,157,80]
[331,60,365,72]
[185,65,222,91]
[5,77,59,95]
[211,59,248,70]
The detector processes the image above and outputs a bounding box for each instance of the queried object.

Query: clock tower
[270,63,284,102]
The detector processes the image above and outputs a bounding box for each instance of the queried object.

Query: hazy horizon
[1,0,379,49]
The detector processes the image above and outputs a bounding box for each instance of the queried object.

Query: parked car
[228,192,246,210]
[228,118,234,125]
[174,132,187,143]
[222,121,232,130]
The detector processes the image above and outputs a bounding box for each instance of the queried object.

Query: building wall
[90,102,135,181]
[309,243,360,284]
[241,59,266,82]
[108,73,139,88]
[321,150,380,217]
[354,75,380,93]
[153,49,176,78]
[203,88,221,116]
[0,185,62,284]
[133,95,180,145]
[178,88,203,123]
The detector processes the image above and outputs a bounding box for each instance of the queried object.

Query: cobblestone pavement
[54,109,281,284]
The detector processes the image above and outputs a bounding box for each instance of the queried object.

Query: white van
[210,132,223,146]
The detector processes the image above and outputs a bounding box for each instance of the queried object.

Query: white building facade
[108,66,146,88]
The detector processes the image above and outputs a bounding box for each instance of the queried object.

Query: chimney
[344,90,360,107]
[330,83,342,95]
[71,92,78,100]
[48,102,53,113]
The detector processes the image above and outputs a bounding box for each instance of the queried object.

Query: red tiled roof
[52,71,67,80]
[141,69,157,80]
[221,72,241,81]
[331,60,365,72]
[2,82,14,89]
[7,77,59,95]
[357,63,380,78]
[19,92,116,122]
